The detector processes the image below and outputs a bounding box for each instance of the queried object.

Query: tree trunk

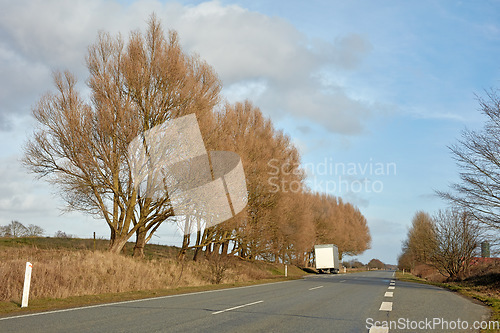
[133,226,147,258]
[109,228,117,249]
[108,235,129,254]
[213,242,221,255]
[221,240,229,255]
[177,234,190,261]
[192,230,202,261]
[205,243,212,255]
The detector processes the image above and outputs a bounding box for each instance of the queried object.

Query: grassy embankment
[397,270,500,333]
[0,237,305,315]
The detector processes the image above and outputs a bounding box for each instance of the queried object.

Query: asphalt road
[0,270,490,332]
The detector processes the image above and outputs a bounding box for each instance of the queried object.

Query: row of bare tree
[22,16,371,265]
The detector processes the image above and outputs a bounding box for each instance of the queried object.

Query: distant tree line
[0,221,74,239]
[341,258,386,270]
[22,16,372,265]
[0,221,44,237]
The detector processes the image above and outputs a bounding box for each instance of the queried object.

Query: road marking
[369,326,389,333]
[340,280,346,283]
[384,292,393,297]
[309,285,324,290]
[388,286,395,290]
[390,282,395,286]
[0,279,294,321]
[390,280,395,283]
[379,301,393,311]
[212,300,263,315]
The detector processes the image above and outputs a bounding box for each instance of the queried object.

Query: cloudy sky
[1,0,499,264]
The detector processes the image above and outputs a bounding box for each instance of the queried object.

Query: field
[0,237,305,314]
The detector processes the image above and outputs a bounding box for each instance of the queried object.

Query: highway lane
[0,270,490,332]
[377,278,491,333]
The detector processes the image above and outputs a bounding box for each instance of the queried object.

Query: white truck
[314,244,340,274]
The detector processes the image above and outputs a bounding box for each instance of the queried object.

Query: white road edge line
[212,300,263,315]
[369,326,389,333]
[309,286,324,290]
[0,280,295,321]
[379,301,393,311]
[384,292,393,297]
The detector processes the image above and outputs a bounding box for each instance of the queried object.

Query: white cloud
[223,79,268,103]
[0,155,56,221]
[0,0,374,134]
[167,2,373,133]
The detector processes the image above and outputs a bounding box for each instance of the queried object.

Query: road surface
[0,270,490,332]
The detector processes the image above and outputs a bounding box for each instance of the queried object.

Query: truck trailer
[314,244,340,274]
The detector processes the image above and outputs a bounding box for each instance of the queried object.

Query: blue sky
[0,0,499,264]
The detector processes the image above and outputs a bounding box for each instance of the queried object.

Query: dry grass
[412,264,447,282]
[462,261,500,299]
[410,261,500,294]
[0,246,288,303]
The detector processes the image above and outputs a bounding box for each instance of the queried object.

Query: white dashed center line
[308,285,324,291]
[212,300,263,315]
[369,275,397,331]
[379,301,393,311]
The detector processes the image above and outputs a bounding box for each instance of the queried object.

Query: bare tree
[23,16,221,254]
[431,209,481,280]
[312,193,371,258]
[1,221,28,238]
[438,90,500,232]
[210,101,305,260]
[349,260,364,269]
[26,224,45,237]
[367,259,385,270]
[54,230,72,238]
[397,243,413,271]
[0,225,10,237]
[405,211,437,265]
